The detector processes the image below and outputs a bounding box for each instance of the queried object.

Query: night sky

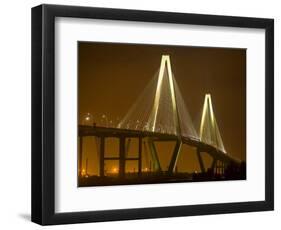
[78,42,246,175]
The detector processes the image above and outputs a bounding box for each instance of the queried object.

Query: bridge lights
[82,112,94,126]
[199,94,226,152]
[115,117,120,128]
[81,169,86,176]
[135,120,140,130]
[148,55,181,136]
[100,114,108,127]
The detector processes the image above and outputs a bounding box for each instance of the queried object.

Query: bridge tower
[148,55,181,136]
[147,55,183,173]
[199,94,225,153]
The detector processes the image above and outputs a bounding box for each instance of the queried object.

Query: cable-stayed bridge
[79,55,241,181]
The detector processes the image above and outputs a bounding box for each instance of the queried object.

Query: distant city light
[112,167,118,173]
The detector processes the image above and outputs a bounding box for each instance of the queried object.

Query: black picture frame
[31,4,274,225]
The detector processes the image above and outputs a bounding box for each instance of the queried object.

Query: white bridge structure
[79,55,240,178]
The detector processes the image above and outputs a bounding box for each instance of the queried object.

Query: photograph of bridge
[77,42,246,187]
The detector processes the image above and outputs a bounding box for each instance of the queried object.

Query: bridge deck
[79,125,240,164]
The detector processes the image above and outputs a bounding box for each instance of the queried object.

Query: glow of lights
[149,55,180,134]
[200,94,210,140]
[150,56,166,131]
[112,167,118,173]
[199,94,226,152]
[117,54,197,140]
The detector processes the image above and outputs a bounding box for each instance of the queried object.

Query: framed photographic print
[31,4,274,225]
